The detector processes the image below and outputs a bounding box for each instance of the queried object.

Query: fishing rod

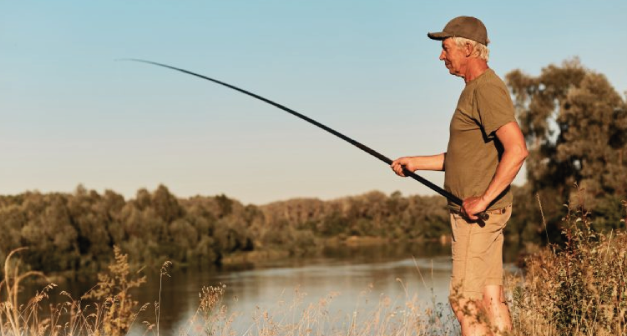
[125,59,488,221]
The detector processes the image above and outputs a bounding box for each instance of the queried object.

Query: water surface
[28,242,520,334]
[139,242,454,334]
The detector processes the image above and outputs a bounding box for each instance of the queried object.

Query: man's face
[439,38,467,77]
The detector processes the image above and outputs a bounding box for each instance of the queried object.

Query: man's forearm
[482,147,527,204]
[410,153,446,171]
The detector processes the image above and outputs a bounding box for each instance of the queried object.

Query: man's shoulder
[458,70,505,108]
[478,69,509,90]
[472,70,511,103]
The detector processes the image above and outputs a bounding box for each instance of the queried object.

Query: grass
[508,202,627,335]
[1,200,626,335]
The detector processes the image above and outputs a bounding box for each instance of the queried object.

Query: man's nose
[439,51,446,60]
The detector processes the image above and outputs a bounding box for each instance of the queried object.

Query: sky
[1,1,626,205]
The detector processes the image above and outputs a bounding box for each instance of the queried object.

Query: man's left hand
[462,196,490,221]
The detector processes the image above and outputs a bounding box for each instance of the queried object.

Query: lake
[26,242,521,335]
[151,242,453,334]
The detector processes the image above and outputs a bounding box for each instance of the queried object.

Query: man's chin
[446,68,463,78]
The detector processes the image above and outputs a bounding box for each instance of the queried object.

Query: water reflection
[26,242,520,335]
[138,242,455,334]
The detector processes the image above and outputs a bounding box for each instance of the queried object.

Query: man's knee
[448,295,462,315]
[482,285,506,308]
[449,294,484,318]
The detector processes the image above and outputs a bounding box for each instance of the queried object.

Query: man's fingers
[462,210,477,221]
[398,166,406,177]
[390,162,406,177]
[461,204,476,221]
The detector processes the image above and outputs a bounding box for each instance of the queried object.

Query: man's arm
[462,121,528,220]
[390,153,446,177]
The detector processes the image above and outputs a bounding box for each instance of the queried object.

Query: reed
[508,200,627,336]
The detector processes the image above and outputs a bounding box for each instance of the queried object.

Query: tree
[507,59,627,231]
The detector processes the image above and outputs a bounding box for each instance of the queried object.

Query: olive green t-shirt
[444,69,517,211]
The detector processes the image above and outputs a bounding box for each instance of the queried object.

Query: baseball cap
[427,16,489,45]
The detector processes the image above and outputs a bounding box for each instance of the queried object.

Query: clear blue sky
[1,1,626,204]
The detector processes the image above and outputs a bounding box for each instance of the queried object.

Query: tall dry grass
[0,247,458,336]
[179,281,459,336]
[508,199,627,336]
[0,246,153,336]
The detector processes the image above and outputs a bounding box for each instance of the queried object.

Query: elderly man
[391,16,528,336]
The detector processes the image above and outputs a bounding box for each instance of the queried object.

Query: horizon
[6,183,448,207]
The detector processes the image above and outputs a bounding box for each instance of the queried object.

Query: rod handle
[479,212,490,221]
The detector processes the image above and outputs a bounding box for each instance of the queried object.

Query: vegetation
[0,245,458,336]
[1,247,164,336]
[510,196,627,335]
[505,59,627,335]
[0,186,452,276]
[1,201,625,335]
[506,58,627,238]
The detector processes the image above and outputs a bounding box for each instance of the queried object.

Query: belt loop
[487,207,507,215]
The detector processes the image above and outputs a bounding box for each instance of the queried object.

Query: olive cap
[428,16,489,45]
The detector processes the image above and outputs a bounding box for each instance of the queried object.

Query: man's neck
[463,59,489,84]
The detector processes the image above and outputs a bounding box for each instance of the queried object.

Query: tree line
[1,58,625,276]
[0,185,455,275]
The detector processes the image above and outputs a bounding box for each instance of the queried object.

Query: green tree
[507,59,627,232]
[19,193,81,272]
[151,184,184,223]
[67,185,115,273]
[0,205,26,264]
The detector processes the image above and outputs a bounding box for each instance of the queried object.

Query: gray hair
[453,37,490,61]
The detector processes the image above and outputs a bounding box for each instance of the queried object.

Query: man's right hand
[391,157,418,177]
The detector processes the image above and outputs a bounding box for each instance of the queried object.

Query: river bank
[5,215,625,335]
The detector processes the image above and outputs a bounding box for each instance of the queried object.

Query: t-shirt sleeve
[474,83,517,137]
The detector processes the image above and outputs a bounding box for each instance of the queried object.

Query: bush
[510,201,627,335]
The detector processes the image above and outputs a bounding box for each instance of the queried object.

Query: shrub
[510,200,627,335]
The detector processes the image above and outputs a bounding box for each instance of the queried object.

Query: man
[391,16,528,336]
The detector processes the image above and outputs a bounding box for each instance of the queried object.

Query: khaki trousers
[449,205,512,300]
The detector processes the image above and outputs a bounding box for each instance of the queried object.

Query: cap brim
[427,32,451,40]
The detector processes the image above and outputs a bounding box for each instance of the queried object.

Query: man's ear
[464,42,473,57]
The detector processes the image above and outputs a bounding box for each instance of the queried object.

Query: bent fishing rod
[126,59,488,221]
